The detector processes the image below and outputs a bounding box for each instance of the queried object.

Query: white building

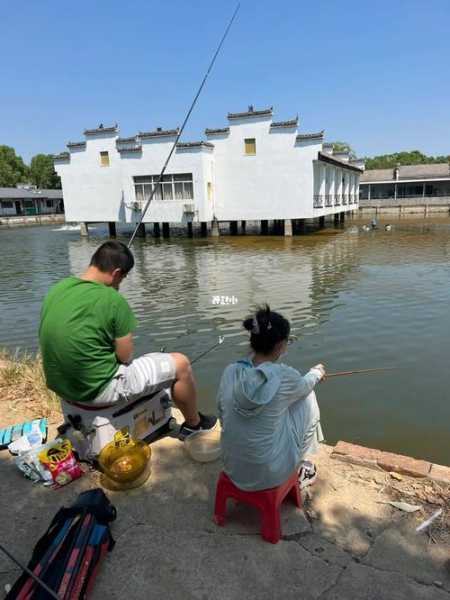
[53,106,364,234]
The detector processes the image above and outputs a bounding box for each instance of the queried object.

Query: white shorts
[92,353,177,406]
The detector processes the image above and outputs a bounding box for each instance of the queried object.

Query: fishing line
[128,3,241,247]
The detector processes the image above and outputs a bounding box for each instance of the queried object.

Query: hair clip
[251,316,260,334]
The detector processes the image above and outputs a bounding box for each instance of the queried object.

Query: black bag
[6,488,116,599]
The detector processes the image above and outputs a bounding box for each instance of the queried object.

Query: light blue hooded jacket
[217,358,322,491]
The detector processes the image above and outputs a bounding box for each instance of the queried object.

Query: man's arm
[115,333,134,364]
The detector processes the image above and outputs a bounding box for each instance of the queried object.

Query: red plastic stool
[214,470,302,544]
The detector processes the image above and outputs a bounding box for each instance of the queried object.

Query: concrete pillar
[80,222,89,237]
[108,222,117,238]
[284,219,293,236]
[241,220,246,234]
[330,167,336,206]
[318,216,325,229]
[162,222,170,238]
[200,221,208,237]
[260,220,269,235]
[136,222,146,238]
[187,222,193,238]
[211,218,220,237]
[319,164,326,207]
[153,222,160,238]
[230,220,238,235]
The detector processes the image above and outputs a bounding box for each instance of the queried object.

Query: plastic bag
[38,439,83,486]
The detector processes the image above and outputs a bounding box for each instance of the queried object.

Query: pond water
[1,219,449,465]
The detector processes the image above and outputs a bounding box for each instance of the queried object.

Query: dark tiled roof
[296,131,324,141]
[116,136,138,144]
[318,151,364,173]
[139,128,179,139]
[361,163,450,183]
[84,125,118,136]
[228,107,273,120]
[270,117,298,129]
[53,152,70,161]
[0,187,63,199]
[205,127,230,135]
[176,141,214,150]
[117,146,142,154]
[67,141,86,150]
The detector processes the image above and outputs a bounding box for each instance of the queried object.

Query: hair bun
[243,317,254,332]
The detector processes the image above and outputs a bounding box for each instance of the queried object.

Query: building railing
[313,194,324,208]
[313,194,357,209]
[360,191,450,200]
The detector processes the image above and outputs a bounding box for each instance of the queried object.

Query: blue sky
[2,0,449,162]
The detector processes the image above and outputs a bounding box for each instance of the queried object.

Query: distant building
[0,186,64,217]
[53,107,364,231]
[360,163,450,208]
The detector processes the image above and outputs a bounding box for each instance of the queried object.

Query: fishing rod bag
[6,488,116,599]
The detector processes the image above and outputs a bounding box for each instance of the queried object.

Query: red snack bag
[39,439,83,486]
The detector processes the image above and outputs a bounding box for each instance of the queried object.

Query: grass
[0,349,61,422]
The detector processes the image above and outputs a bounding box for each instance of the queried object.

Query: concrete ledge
[331,441,435,478]
[429,463,450,485]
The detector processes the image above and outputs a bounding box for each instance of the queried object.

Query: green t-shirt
[39,276,137,403]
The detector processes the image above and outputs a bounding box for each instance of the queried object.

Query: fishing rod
[159,328,196,352]
[0,542,61,600]
[325,367,398,379]
[191,336,225,365]
[128,3,241,248]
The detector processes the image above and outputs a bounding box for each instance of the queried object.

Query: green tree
[0,145,29,187]
[364,150,450,170]
[29,154,61,189]
[330,141,356,159]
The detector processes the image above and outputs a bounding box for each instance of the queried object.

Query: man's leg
[169,352,200,426]
[169,352,217,439]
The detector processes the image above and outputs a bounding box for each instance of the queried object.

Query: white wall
[55,114,362,224]
[208,116,320,221]
[57,132,123,222]
[57,132,214,224]
[120,140,213,224]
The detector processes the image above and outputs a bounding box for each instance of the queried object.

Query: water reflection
[1,219,449,464]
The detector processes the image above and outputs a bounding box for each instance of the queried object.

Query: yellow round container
[98,430,151,490]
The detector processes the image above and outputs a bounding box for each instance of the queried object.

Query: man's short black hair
[90,241,134,274]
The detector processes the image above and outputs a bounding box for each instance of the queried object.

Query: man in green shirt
[39,240,216,439]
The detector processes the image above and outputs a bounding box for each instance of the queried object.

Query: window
[1,201,13,208]
[46,200,53,208]
[244,138,256,155]
[100,151,110,167]
[134,173,193,203]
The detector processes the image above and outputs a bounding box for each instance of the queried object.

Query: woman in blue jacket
[217,305,325,492]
